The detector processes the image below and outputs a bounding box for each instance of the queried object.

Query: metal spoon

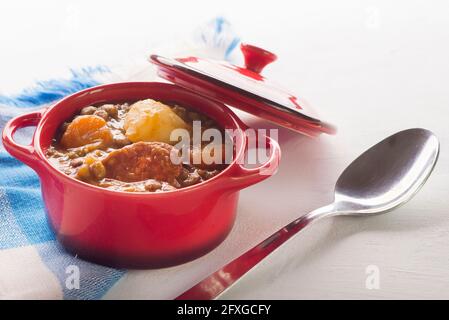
[176,128,439,300]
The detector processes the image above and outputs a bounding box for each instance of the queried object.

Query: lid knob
[241,43,277,74]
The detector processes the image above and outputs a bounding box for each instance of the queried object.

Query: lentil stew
[46,99,229,192]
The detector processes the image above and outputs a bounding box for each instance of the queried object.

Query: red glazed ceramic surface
[150,43,336,137]
[2,82,280,268]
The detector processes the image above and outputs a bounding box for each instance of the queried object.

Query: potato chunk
[124,99,189,144]
[60,115,113,149]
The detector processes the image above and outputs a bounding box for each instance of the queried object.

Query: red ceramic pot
[2,82,280,268]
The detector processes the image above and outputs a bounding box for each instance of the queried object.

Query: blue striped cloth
[0,17,239,299]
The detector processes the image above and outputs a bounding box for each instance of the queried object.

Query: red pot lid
[149,43,336,137]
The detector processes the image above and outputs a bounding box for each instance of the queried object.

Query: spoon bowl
[334,128,439,215]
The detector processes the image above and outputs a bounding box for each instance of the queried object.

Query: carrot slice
[61,115,113,148]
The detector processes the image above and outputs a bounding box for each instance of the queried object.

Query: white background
[1,0,448,299]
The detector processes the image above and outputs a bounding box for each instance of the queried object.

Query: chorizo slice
[102,142,182,183]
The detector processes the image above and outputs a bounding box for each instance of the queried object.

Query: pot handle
[222,135,281,190]
[2,110,44,171]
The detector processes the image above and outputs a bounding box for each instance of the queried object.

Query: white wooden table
[1,0,448,299]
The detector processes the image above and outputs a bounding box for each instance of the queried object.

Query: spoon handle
[175,204,337,300]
